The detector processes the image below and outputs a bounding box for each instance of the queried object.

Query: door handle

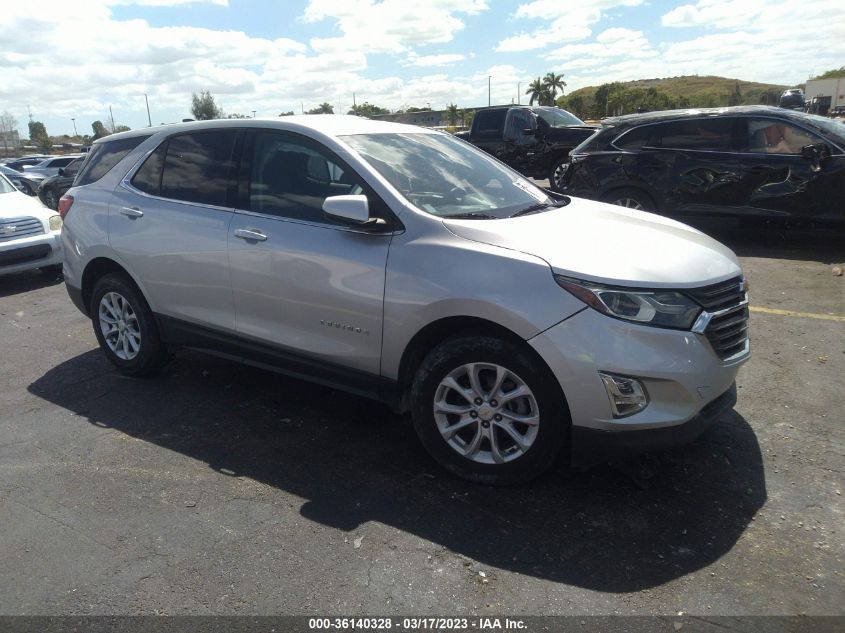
[119,206,143,218]
[234,228,268,242]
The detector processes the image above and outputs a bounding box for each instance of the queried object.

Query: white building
[804,78,845,113]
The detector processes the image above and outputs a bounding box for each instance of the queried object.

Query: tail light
[58,194,74,219]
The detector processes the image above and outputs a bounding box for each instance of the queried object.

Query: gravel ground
[0,222,842,617]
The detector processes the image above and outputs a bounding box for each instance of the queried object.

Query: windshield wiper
[510,197,570,218]
[442,212,498,220]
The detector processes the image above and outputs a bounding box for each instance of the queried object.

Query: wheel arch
[599,184,660,212]
[80,257,142,316]
[394,315,568,417]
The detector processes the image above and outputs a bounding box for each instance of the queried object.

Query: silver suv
[60,116,750,484]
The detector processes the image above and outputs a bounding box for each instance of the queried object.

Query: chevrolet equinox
[60,116,750,484]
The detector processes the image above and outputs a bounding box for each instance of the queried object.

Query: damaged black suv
[562,106,845,225]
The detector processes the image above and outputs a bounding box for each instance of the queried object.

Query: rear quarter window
[75,134,152,187]
[473,110,508,141]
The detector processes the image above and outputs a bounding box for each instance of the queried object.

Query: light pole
[71,118,77,137]
[488,76,491,107]
[517,82,520,105]
[252,110,256,118]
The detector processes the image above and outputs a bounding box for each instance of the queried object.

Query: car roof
[94,115,437,146]
[603,105,811,126]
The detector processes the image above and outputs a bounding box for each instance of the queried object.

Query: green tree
[306,103,334,114]
[191,90,223,120]
[28,121,50,151]
[593,82,625,117]
[812,67,845,80]
[348,102,390,117]
[278,111,295,116]
[446,103,459,126]
[91,120,110,140]
[114,125,131,133]
[462,109,475,128]
[542,72,567,104]
[525,77,548,106]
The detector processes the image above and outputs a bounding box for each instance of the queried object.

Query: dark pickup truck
[455,105,596,191]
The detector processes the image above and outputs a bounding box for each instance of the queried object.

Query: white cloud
[405,53,466,67]
[303,0,488,54]
[661,0,766,29]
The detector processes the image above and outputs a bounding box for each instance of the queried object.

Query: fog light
[48,215,63,231]
[599,372,649,418]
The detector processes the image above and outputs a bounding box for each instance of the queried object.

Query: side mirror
[58,168,65,176]
[323,194,370,224]
[801,143,831,172]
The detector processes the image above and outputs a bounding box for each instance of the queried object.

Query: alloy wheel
[433,362,540,464]
[98,291,141,360]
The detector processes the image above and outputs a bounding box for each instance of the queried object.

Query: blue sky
[1,0,843,137]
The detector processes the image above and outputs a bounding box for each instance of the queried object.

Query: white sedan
[0,173,63,276]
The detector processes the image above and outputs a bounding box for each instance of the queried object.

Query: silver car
[60,117,750,484]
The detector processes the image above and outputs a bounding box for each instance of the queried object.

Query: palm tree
[525,77,546,106]
[446,103,459,126]
[542,72,567,105]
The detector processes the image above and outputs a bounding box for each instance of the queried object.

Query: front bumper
[570,383,736,467]
[0,230,62,275]
[528,307,748,463]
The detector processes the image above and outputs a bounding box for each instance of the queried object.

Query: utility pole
[488,76,491,107]
[71,118,77,136]
[301,101,304,114]
[252,110,256,118]
[109,106,115,132]
[144,94,152,126]
[517,82,521,105]
[27,105,33,122]
[352,92,356,114]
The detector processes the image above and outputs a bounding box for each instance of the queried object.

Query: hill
[559,75,790,119]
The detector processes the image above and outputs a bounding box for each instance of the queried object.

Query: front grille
[0,216,45,242]
[687,276,749,360]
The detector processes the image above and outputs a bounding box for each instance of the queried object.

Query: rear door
[227,130,394,385]
[109,130,240,332]
[646,117,746,217]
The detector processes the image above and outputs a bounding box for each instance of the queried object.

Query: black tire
[90,273,167,377]
[411,336,569,485]
[20,182,35,196]
[601,187,656,212]
[548,157,569,192]
[43,187,59,210]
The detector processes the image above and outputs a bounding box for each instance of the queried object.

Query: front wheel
[90,273,167,377]
[411,336,568,485]
[548,157,569,192]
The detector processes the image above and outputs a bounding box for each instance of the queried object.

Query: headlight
[554,275,701,329]
[48,215,63,231]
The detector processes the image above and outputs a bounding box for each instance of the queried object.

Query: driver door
[501,108,538,174]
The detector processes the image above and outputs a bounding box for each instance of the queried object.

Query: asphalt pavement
[0,222,842,616]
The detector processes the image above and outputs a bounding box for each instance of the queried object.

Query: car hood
[442,198,741,288]
[0,189,50,219]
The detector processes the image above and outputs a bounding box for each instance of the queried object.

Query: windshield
[535,107,584,128]
[0,174,16,194]
[340,132,554,219]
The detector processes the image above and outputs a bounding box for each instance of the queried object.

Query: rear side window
[75,135,151,186]
[614,125,660,149]
[160,131,238,207]
[473,110,508,141]
[130,143,167,196]
[653,118,736,151]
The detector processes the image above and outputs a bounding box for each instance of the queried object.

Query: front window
[341,132,554,219]
[534,107,584,128]
[745,118,822,154]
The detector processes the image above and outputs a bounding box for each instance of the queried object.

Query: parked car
[2,155,52,173]
[454,105,596,191]
[779,88,805,110]
[0,165,28,191]
[0,172,63,277]
[561,106,845,225]
[61,118,749,484]
[22,154,84,178]
[37,156,84,209]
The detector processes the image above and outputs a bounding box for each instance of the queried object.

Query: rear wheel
[602,187,655,212]
[43,187,59,210]
[411,336,568,485]
[90,273,167,377]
